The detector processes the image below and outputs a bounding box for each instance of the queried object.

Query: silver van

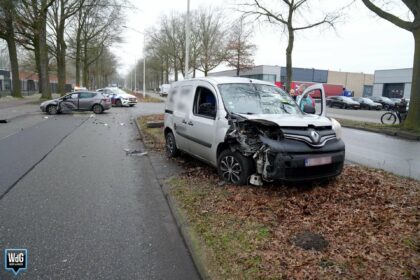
[164,77,345,185]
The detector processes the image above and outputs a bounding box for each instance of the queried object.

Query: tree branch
[293,14,337,31]
[361,0,413,31]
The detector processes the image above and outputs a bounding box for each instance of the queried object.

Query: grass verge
[125,90,164,103]
[336,118,420,140]
[139,114,420,279]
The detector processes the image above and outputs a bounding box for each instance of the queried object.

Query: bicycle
[380,109,407,125]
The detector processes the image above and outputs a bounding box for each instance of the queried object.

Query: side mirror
[303,104,316,114]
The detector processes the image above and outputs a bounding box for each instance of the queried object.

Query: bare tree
[48,0,85,95]
[361,0,419,129]
[0,0,21,97]
[239,0,338,92]
[196,8,227,76]
[16,0,56,99]
[68,0,125,87]
[226,17,256,76]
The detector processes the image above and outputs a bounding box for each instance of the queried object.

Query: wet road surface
[0,105,199,279]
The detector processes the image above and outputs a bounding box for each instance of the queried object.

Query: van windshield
[218,83,301,115]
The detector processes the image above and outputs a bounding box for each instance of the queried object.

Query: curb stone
[134,117,211,280]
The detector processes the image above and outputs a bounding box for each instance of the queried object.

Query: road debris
[124,149,148,156]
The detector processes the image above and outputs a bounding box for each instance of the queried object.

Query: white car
[97,87,137,107]
[164,77,345,185]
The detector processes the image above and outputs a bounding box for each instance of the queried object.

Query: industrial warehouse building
[208,65,374,97]
[372,68,412,99]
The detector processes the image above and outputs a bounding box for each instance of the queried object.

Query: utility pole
[143,35,146,98]
[184,0,190,79]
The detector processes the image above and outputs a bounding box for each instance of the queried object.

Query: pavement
[0,103,199,279]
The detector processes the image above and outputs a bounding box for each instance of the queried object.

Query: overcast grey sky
[112,0,413,76]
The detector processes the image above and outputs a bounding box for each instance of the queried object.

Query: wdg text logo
[4,249,28,276]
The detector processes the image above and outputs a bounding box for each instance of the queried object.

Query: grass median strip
[138,114,420,279]
[336,118,420,140]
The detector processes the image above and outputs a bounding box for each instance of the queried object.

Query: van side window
[193,87,217,119]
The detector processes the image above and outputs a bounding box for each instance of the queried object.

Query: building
[372,68,412,99]
[328,71,374,97]
[0,69,72,97]
[208,65,374,97]
[208,65,281,83]
[0,69,11,92]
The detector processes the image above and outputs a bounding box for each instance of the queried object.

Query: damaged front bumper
[258,136,345,181]
[225,114,345,183]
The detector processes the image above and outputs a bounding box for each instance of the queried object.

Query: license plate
[305,156,332,167]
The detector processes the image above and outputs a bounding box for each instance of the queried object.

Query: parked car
[164,77,345,185]
[352,97,382,110]
[97,87,137,107]
[368,96,395,110]
[40,91,111,114]
[326,96,360,109]
[390,98,401,104]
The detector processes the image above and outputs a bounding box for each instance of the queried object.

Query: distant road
[342,127,420,180]
[327,107,383,123]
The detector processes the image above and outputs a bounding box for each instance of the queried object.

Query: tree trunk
[404,28,420,130]
[75,28,82,86]
[236,50,240,76]
[174,61,178,81]
[4,13,21,97]
[33,36,42,94]
[285,26,294,93]
[82,42,88,86]
[57,20,67,96]
[39,14,51,99]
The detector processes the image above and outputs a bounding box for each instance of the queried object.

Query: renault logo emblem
[310,130,320,143]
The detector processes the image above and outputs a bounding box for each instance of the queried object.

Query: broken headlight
[331,118,342,140]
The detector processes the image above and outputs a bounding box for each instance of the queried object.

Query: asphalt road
[342,127,420,180]
[0,105,199,279]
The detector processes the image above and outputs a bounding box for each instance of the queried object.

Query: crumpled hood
[238,113,332,127]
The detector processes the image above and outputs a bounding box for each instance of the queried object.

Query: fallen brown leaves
[171,162,420,279]
[139,114,420,279]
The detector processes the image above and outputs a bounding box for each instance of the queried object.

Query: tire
[165,132,179,158]
[383,104,389,110]
[341,103,346,109]
[46,105,58,115]
[381,112,397,125]
[217,149,254,185]
[129,104,135,107]
[116,99,122,107]
[92,104,104,114]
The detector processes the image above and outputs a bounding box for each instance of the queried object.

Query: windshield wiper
[237,112,256,115]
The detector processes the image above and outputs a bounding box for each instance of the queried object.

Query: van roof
[172,76,275,87]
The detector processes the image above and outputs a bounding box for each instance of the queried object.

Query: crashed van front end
[225,114,345,183]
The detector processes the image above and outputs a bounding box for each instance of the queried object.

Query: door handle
[188,121,193,126]
[182,119,187,124]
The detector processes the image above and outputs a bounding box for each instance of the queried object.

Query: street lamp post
[123,25,147,98]
[184,0,190,79]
